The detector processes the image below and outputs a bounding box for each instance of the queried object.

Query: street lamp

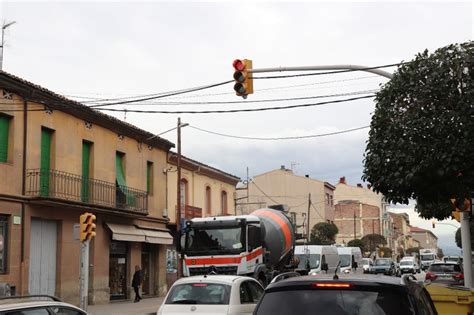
[0,21,17,71]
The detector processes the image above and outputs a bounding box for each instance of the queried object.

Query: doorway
[141,243,153,295]
[109,241,128,300]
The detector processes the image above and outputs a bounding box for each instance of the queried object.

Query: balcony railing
[26,169,148,214]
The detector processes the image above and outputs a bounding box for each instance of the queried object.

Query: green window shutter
[0,116,10,163]
[81,141,91,202]
[146,162,152,194]
[40,128,52,196]
[116,153,126,186]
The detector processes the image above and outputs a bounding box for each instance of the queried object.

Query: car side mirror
[322,263,329,272]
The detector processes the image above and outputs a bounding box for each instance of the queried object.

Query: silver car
[0,295,87,315]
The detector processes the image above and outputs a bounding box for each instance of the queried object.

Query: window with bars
[147,161,153,195]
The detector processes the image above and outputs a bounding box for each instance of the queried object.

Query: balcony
[26,169,148,215]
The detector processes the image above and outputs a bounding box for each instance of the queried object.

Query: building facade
[334,200,382,245]
[0,72,175,305]
[389,212,412,254]
[410,226,438,249]
[236,166,335,240]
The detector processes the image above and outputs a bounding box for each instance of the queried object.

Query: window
[0,115,11,163]
[205,186,211,215]
[51,307,86,315]
[330,195,334,206]
[147,161,153,195]
[0,216,7,273]
[5,308,50,315]
[221,190,228,215]
[180,179,188,207]
[40,127,54,197]
[165,283,231,305]
[240,281,263,304]
[81,141,92,202]
[115,152,129,207]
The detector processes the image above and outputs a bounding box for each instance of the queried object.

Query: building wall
[236,168,335,238]
[334,202,381,244]
[412,232,438,249]
[166,165,237,222]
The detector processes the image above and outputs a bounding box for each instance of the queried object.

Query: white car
[157,275,264,315]
[0,295,87,315]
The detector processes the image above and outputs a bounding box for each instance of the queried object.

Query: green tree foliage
[378,247,393,258]
[309,222,339,245]
[363,42,474,219]
[455,220,474,250]
[347,239,364,253]
[405,247,421,256]
[361,234,387,252]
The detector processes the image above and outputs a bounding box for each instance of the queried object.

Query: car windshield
[165,283,231,305]
[400,261,413,266]
[339,255,351,267]
[185,227,245,255]
[296,254,321,270]
[375,259,390,266]
[429,264,461,273]
[362,259,370,266]
[256,289,412,315]
[421,254,435,261]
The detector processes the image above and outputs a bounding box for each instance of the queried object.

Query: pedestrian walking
[132,265,143,302]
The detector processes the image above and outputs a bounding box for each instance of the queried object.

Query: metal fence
[26,169,148,214]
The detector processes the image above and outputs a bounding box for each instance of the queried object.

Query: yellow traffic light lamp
[451,211,461,223]
[80,212,96,242]
[450,197,471,212]
[232,59,254,98]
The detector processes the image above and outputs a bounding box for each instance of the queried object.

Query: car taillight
[192,283,208,287]
[425,272,437,280]
[313,283,353,288]
[453,273,464,280]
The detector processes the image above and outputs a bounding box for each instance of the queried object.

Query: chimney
[357,183,363,188]
[367,184,372,190]
[305,175,309,178]
[339,176,346,184]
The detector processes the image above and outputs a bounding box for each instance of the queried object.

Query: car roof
[431,261,459,265]
[0,301,84,311]
[171,275,253,285]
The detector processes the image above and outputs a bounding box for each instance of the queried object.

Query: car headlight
[343,269,351,274]
[309,272,318,276]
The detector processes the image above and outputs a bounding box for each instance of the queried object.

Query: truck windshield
[296,254,320,270]
[185,227,245,255]
[375,259,390,266]
[339,255,351,267]
[421,254,435,261]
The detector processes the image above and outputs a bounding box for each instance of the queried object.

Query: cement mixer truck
[181,208,296,285]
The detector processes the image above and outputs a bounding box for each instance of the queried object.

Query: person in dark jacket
[132,265,143,302]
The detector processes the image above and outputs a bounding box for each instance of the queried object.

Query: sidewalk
[87,296,164,315]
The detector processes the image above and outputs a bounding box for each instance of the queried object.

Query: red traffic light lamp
[232,59,254,98]
[450,197,471,212]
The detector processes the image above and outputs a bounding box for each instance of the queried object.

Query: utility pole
[79,240,90,311]
[461,212,472,288]
[307,193,311,242]
[353,209,356,241]
[176,117,187,279]
[0,21,16,71]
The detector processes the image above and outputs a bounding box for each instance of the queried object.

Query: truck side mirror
[352,261,358,269]
[322,263,329,272]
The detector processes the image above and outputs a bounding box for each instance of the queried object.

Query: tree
[455,220,474,250]
[361,234,387,252]
[405,247,421,256]
[378,247,393,258]
[437,248,444,259]
[363,42,474,219]
[309,222,338,245]
[347,239,364,253]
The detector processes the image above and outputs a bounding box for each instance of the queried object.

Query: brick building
[334,200,382,245]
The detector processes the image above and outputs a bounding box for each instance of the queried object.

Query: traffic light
[451,211,461,223]
[232,59,254,98]
[80,212,96,242]
[450,197,471,212]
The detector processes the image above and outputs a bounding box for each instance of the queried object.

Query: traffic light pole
[249,64,393,79]
[460,212,472,288]
[79,240,90,311]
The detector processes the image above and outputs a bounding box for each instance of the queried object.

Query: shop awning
[106,223,173,244]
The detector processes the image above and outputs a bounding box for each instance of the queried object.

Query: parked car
[442,256,462,264]
[361,258,374,274]
[270,272,301,284]
[0,295,87,315]
[157,275,264,315]
[253,274,438,315]
[373,258,396,276]
[425,262,464,286]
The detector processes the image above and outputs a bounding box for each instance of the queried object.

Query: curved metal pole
[250,64,393,79]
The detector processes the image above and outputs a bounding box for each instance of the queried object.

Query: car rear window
[255,288,412,315]
[400,261,413,266]
[165,283,231,305]
[429,264,461,272]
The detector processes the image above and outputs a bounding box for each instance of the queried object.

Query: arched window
[180,179,188,208]
[221,190,228,215]
[205,186,212,216]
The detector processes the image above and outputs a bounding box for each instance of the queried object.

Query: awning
[106,223,173,245]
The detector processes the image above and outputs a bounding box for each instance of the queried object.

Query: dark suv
[253,275,437,315]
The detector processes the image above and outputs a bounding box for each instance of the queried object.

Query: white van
[337,247,363,274]
[294,245,339,275]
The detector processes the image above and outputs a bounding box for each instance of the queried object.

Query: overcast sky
[1,0,472,251]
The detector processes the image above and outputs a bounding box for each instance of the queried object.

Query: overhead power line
[88,89,378,107]
[188,125,370,140]
[94,94,375,114]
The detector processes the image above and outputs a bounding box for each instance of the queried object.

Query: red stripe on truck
[252,210,292,252]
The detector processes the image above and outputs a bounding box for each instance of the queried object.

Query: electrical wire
[93,94,375,114]
[251,181,281,205]
[188,125,369,140]
[88,89,378,107]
